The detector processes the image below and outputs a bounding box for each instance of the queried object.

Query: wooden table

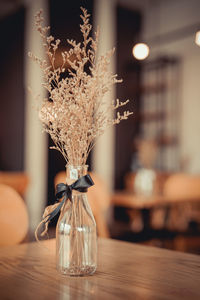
[112,191,200,209]
[0,238,200,299]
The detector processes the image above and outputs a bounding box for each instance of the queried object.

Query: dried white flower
[29,7,133,165]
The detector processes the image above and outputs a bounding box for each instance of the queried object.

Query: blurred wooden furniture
[164,173,200,251]
[112,192,167,209]
[113,172,200,251]
[0,172,29,196]
[0,238,200,299]
[54,171,110,238]
[112,176,200,233]
[124,171,171,194]
[122,171,170,232]
[163,173,200,227]
[0,184,29,246]
[112,191,200,209]
[163,173,200,201]
[113,172,200,209]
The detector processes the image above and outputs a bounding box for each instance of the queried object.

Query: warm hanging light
[132,43,150,60]
[195,31,200,46]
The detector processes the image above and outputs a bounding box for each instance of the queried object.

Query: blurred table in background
[111,190,200,253]
[112,191,200,209]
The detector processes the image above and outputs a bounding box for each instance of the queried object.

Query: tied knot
[46,174,94,224]
[56,183,73,201]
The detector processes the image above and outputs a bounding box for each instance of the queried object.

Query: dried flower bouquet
[29,7,132,166]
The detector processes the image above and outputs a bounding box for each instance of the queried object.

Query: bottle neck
[65,165,88,185]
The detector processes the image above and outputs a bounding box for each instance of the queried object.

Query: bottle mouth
[66,165,88,182]
[65,164,88,169]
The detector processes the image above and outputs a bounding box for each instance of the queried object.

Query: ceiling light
[132,43,149,60]
[195,31,200,46]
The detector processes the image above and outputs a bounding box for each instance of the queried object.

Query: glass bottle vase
[56,165,97,276]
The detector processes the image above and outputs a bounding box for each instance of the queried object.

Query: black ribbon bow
[45,174,94,223]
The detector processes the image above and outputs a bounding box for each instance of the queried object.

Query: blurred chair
[163,173,200,252]
[163,173,200,229]
[0,184,29,246]
[163,173,200,200]
[0,172,29,196]
[54,171,110,237]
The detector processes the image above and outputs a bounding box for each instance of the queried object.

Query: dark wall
[115,6,141,189]
[0,8,25,171]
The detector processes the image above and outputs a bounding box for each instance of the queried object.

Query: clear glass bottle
[56,165,97,276]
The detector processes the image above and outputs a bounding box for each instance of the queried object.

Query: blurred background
[0,0,200,254]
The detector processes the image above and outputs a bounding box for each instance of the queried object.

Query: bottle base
[57,265,96,276]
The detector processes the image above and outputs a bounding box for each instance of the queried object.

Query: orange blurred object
[163,173,200,200]
[0,172,29,196]
[0,184,29,246]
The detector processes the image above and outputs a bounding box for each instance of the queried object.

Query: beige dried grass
[29,7,133,165]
